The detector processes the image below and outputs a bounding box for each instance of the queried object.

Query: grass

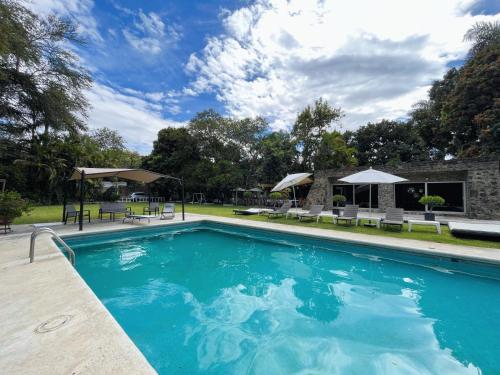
[13,203,500,249]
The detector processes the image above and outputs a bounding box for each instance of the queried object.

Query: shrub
[269,192,282,200]
[332,194,347,206]
[102,186,120,202]
[243,191,252,199]
[418,195,445,211]
[0,191,31,221]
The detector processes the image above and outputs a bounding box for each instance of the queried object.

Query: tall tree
[409,21,500,157]
[292,98,343,170]
[442,28,500,156]
[350,120,426,166]
[313,131,357,170]
[143,127,200,199]
[0,0,92,202]
[464,20,500,58]
[256,131,298,184]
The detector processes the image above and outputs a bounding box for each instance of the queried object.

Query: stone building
[305,157,500,220]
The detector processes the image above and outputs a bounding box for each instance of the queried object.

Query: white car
[129,192,148,201]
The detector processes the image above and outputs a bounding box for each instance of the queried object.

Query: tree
[410,69,459,158]
[409,21,500,157]
[187,109,239,162]
[350,120,427,166]
[0,0,92,203]
[292,98,343,170]
[441,44,500,156]
[256,131,298,184]
[313,131,357,170]
[0,0,91,141]
[143,127,200,199]
[464,21,500,58]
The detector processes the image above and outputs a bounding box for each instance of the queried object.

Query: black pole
[181,178,185,221]
[79,170,85,231]
[148,183,151,209]
[61,182,67,223]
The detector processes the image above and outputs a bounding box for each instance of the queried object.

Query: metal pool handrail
[29,227,76,266]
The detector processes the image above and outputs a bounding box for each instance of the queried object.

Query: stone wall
[305,157,500,219]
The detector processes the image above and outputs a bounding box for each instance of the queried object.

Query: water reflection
[72,227,499,374]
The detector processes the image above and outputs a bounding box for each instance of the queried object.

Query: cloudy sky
[29,0,500,153]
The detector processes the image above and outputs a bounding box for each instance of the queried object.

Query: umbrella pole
[181,178,185,221]
[79,170,85,231]
[369,183,372,221]
[293,185,297,208]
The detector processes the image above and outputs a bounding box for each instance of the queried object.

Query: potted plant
[0,191,31,233]
[418,195,445,221]
[332,194,346,215]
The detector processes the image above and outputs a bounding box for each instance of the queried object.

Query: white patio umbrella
[271,173,313,207]
[338,167,407,222]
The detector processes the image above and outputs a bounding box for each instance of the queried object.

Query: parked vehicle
[128,192,148,201]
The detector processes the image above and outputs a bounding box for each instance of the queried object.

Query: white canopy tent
[69,167,184,230]
[339,167,407,222]
[271,173,313,207]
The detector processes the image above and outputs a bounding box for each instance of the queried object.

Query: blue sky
[30,0,499,153]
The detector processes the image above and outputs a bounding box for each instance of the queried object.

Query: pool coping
[1,214,499,374]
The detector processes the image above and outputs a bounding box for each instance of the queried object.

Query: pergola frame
[69,167,185,231]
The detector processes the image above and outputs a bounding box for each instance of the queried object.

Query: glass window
[354,184,378,208]
[395,183,425,211]
[332,184,353,206]
[427,182,464,212]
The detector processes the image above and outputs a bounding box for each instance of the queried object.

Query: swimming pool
[63,221,500,374]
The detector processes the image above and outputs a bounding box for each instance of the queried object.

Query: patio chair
[266,201,293,219]
[298,205,324,223]
[334,205,359,226]
[64,204,90,224]
[143,202,160,216]
[381,208,404,231]
[160,203,175,220]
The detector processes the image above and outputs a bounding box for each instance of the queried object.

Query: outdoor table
[122,214,156,224]
[407,219,441,234]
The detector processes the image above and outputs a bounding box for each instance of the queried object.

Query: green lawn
[14,203,500,249]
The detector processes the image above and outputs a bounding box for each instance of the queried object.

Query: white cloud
[85,83,186,154]
[27,0,102,42]
[185,0,500,130]
[122,10,181,54]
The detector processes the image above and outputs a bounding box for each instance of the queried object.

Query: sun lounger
[334,205,359,226]
[298,205,324,223]
[381,208,404,231]
[266,201,293,219]
[448,221,500,239]
[123,213,156,224]
[160,203,175,220]
[233,208,273,215]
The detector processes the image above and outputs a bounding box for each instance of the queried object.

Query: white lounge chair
[334,205,359,226]
[381,208,404,231]
[266,201,293,219]
[160,203,175,220]
[298,205,324,223]
[233,208,273,215]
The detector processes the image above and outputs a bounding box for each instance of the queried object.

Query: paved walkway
[1,214,499,374]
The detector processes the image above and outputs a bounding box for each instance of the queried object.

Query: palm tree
[464,21,500,57]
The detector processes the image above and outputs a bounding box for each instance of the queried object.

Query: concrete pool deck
[1,214,499,374]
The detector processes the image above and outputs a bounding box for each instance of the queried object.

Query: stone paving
[1,213,499,374]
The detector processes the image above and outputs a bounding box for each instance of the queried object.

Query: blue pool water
[64,222,500,374]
